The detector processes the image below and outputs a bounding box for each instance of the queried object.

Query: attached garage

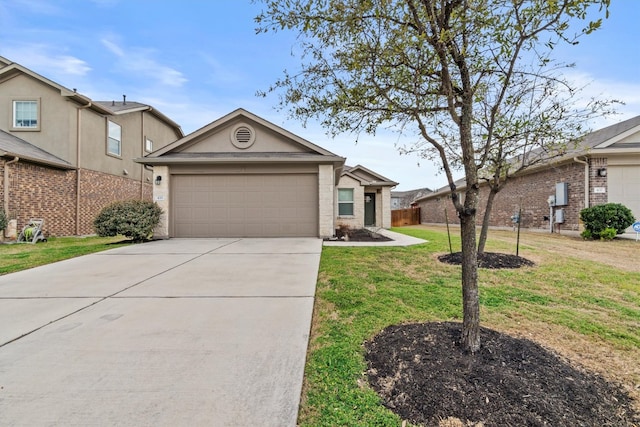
[137,109,345,239]
[607,158,640,233]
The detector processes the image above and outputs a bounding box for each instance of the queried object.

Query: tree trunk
[460,209,480,353]
[477,188,498,255]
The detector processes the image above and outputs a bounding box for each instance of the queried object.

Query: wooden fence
[391,208,421,227]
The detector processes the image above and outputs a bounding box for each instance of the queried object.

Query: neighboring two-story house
[0,56,183,236]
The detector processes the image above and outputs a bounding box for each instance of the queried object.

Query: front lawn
[299,226,640,426]
[0,236,128,275]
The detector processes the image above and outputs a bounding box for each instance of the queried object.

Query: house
[414,115,640,233]
[0,56,183,236]
[137,109,398,238]
[391,187,432,209]
[336,165,398,230]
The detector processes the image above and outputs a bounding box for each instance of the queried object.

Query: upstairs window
[145,137,153,152]
[107,120,122,157]
[338,188,354,216]
[13,100,39,129]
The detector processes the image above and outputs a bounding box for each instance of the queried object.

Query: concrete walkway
[0,238,321,427]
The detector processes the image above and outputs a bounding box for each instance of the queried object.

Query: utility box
[555,208,565,224]
[555,183,568,206]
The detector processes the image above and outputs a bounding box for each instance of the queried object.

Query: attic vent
[230,123,256,149]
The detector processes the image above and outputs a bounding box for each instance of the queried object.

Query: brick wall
[1,159,152,237]
[418,161,590,232]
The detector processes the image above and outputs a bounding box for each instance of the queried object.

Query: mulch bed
[365,322,640,426]
[325,228,393,242]
[439,251,535,269]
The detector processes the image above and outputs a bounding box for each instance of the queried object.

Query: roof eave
[135,155,346,166]
[1,151,75,170]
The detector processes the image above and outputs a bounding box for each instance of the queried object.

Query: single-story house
[414,115,640,233]
[391,187,433,209]
[137,109,399,238]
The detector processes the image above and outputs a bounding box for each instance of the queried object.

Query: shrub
[599,227,617,241]
[579,203,635,240]
[0,208,7,232]
[580,229,592,240]
[94,200,162,242]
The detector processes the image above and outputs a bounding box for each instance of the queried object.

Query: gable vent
[230,123,256,149]
[235,127,252,143]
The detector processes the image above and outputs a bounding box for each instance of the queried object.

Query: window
[145,137,153,152]
[13,100,39,129]
[338,188,354,216]
[107,120,122,156]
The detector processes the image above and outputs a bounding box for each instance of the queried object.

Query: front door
[364,192,376,226]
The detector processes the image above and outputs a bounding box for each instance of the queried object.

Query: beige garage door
[172,174,319,237]
[608,165,640,233]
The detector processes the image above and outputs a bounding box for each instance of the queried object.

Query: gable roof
[0,130,73,169]
[413,115,640,203]
[341,164,398,187]
[0,58,112,115]
[0,57,183,136]
[94,101,183,137]
[138,108,346,165]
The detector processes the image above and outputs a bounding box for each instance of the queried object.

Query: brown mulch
[365,322,640,427]
[438,251,535,269]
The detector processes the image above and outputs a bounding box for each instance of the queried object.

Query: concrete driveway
[0,238,321,426]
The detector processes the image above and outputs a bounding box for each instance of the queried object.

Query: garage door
[608,165,640,233]
[172,174,319,237]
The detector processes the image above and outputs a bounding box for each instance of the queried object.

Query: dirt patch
[366,322,640,427]
[438,251,535,269]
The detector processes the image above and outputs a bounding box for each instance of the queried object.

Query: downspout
[76,102,92,235]
[3,155,19,216]
[573,156,590,210]
[140,110,145,199]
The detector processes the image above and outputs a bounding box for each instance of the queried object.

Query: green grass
[298,227,640,426]
[0,236,129,275]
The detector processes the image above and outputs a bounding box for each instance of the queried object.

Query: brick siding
[1,159,152,237]
[418,160,602,233]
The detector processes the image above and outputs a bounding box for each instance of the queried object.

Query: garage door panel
[608,166,640,232]
[172,174,318,237]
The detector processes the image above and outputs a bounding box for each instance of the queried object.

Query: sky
[1,0,639,191]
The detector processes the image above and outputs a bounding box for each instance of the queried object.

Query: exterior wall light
[155,175,162,185]
[597,168,607,177]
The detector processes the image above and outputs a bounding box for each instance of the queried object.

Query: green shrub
[94,200,162,242]
[0,208,7,232]
[579,203,635,240]
[580,229,592,240]
[599,227,617,241]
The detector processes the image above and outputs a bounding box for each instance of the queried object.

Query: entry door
[364,192,376,226]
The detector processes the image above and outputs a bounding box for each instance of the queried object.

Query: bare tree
[256,0,610,352]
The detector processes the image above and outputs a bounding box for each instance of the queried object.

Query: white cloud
[564,70,640,126]
[1,45,91,77]
[101,39,124,57]
[101,37,187,88]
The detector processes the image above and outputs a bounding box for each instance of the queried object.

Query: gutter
[573,156,590,211]
[3,155,19,215]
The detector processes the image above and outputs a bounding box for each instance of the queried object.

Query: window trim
[145,137,153,153]
[11,99,40,131]
[338,188,355,216]
[107,120,122,157]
